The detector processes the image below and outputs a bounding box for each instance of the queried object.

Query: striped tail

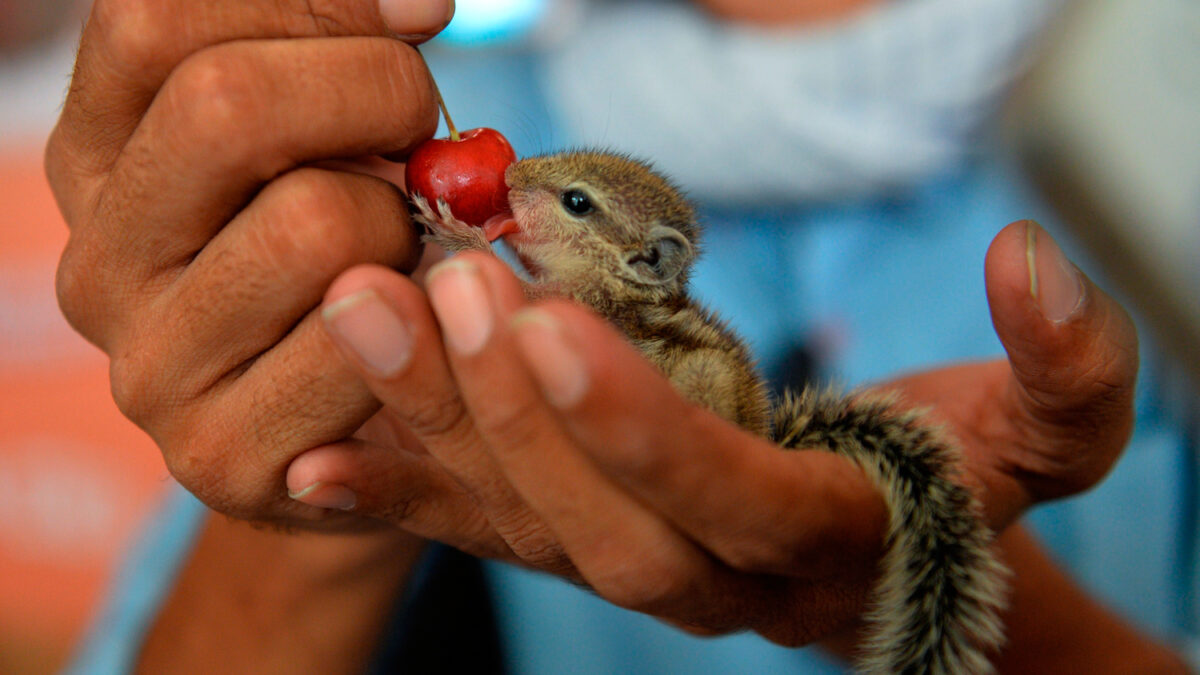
[772,387,1009,675]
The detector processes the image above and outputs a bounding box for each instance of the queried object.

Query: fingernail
[379,0,455,39]
[1026,221,1084,323]
[511,309,589,409]
[323,289,414,378]
[427,259,493,355]
[289,482,357,511]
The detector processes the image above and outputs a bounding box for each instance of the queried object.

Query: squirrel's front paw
[412,195,493,254]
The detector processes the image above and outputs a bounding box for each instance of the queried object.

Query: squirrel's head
[503,151,699,302]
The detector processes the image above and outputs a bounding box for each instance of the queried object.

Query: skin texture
[43,0,1180,671]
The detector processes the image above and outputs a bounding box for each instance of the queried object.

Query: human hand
[293,251,889,643]
[877,220,1138,530]
[291,219,1138,644]
[44,0,470,531]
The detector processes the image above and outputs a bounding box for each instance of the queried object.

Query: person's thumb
[984,220,1139,500]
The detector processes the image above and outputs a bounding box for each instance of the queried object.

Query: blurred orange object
[0,148,169,674]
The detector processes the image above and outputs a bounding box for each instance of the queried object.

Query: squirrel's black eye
[560,189,594,216]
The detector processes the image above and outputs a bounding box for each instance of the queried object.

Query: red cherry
[405,127,517,228]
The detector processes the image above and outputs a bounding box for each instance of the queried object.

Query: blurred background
[2,1,171,672]
[1,0,1197,672]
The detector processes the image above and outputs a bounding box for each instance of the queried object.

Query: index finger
[46,0,451,212]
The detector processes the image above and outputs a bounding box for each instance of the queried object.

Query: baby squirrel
[414,151,1008,675]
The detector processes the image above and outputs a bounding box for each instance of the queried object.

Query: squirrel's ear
[625,226,693,285]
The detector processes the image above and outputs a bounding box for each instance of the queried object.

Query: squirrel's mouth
[488,198,545,282]
[482,212,518,241]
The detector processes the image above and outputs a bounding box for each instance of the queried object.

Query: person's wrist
[136,513,428,674]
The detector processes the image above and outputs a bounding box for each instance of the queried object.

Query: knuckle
[374,491,422,524]
[162,48,263,167]
[255,169,366,273]
[164,428,261,518]
[476,396,548,452]
[106,317,204,434]
[253,169,417,277]
[54,239,97,336]
[91,0,174,72]
[508,532,568,571]
[401,393,473,443]
[279,0,357,36]
[497,514,569,570]
[588,548,690,613]
[161,432,226,500]
[106,355,147,425]
[107,336,173,429]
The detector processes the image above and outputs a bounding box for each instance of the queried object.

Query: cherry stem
[415,47,460,141]
[428,72,459,142]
